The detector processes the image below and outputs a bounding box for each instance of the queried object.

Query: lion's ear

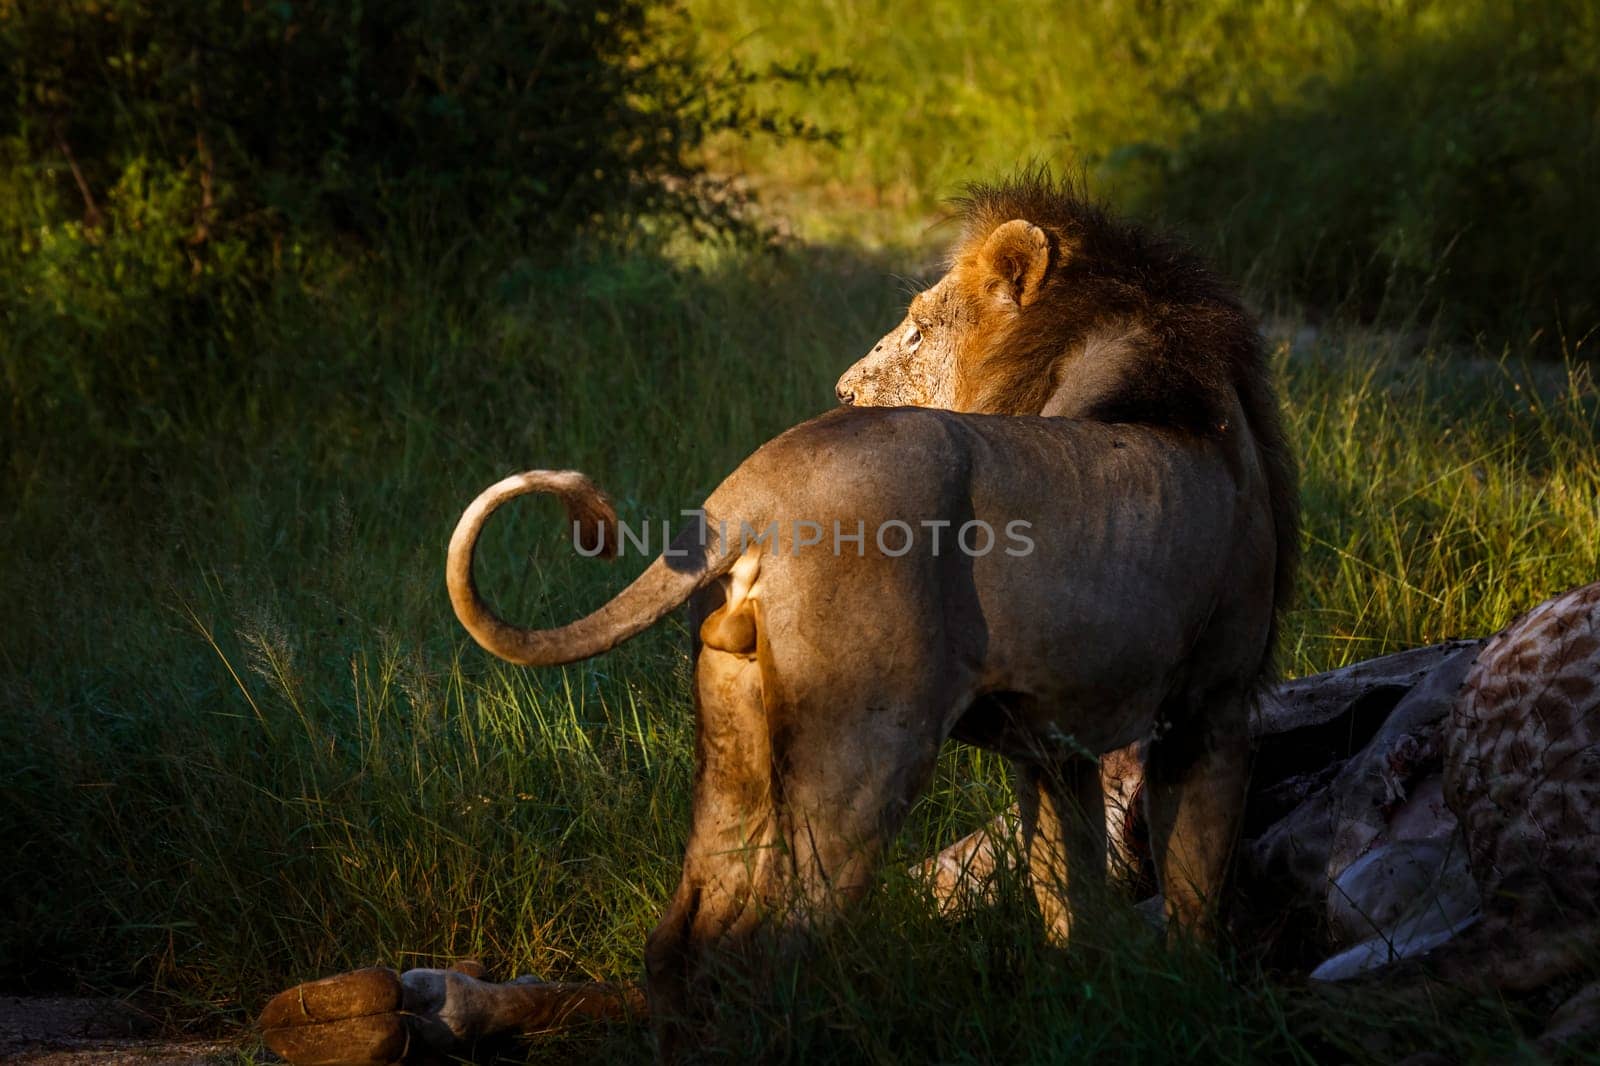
[978,219,1053,308]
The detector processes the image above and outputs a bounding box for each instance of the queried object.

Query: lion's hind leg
[1018,757,1109,947]
[649,588,956,1049]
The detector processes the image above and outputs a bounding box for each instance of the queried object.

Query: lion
[439,173,1299,1038]
[835,174,1300,891]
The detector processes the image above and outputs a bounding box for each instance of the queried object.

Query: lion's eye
[903,324,923,351]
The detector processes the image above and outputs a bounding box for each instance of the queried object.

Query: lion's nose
[836,384,856,406]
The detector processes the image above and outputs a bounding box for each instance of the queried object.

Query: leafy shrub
[1,0,798,245]
[0,0,825,455]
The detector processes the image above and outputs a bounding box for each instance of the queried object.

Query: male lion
[441,175,1299,1034]
[836,174,1300,894]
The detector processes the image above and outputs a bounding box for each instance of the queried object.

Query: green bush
[1,0,784,244]
[0,0,826,457]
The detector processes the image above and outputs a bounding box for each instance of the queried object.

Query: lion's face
[835,219,1054,411]
[834,278,971,408]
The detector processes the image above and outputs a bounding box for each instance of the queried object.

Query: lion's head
[836,170,1300,664]
[834,212,1056,413]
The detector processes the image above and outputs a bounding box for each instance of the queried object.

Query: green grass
[687,0,1600,337]
[2,229,1597,1060]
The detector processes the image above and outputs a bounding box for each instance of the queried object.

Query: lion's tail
[446,470,740,667]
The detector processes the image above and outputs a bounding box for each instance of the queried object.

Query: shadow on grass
[1102,2,1599,346]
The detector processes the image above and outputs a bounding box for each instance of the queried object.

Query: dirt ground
[0,997,239,1065]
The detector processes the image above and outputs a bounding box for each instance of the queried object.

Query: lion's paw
[258,967,412,1065]
[261,964,533,1064]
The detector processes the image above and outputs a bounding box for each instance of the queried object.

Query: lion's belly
[949,677,1169,760]
[959,520,1247,756]
[971,610,1205,757]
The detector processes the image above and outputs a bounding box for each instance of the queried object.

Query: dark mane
[954,167,1300,678]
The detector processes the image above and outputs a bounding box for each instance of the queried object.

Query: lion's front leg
[1143,689,1253,941]
[1017,757,1108,946]
[917,746,1147,919]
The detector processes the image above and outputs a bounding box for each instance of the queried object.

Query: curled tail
[446,470,739,666]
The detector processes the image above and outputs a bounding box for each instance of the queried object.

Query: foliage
[1,0,805,242]
[0,0,831,456]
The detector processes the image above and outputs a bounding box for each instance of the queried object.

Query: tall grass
[2,231,1596,1059]
[687,0,1600,337]
[1288,332,1600,664]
